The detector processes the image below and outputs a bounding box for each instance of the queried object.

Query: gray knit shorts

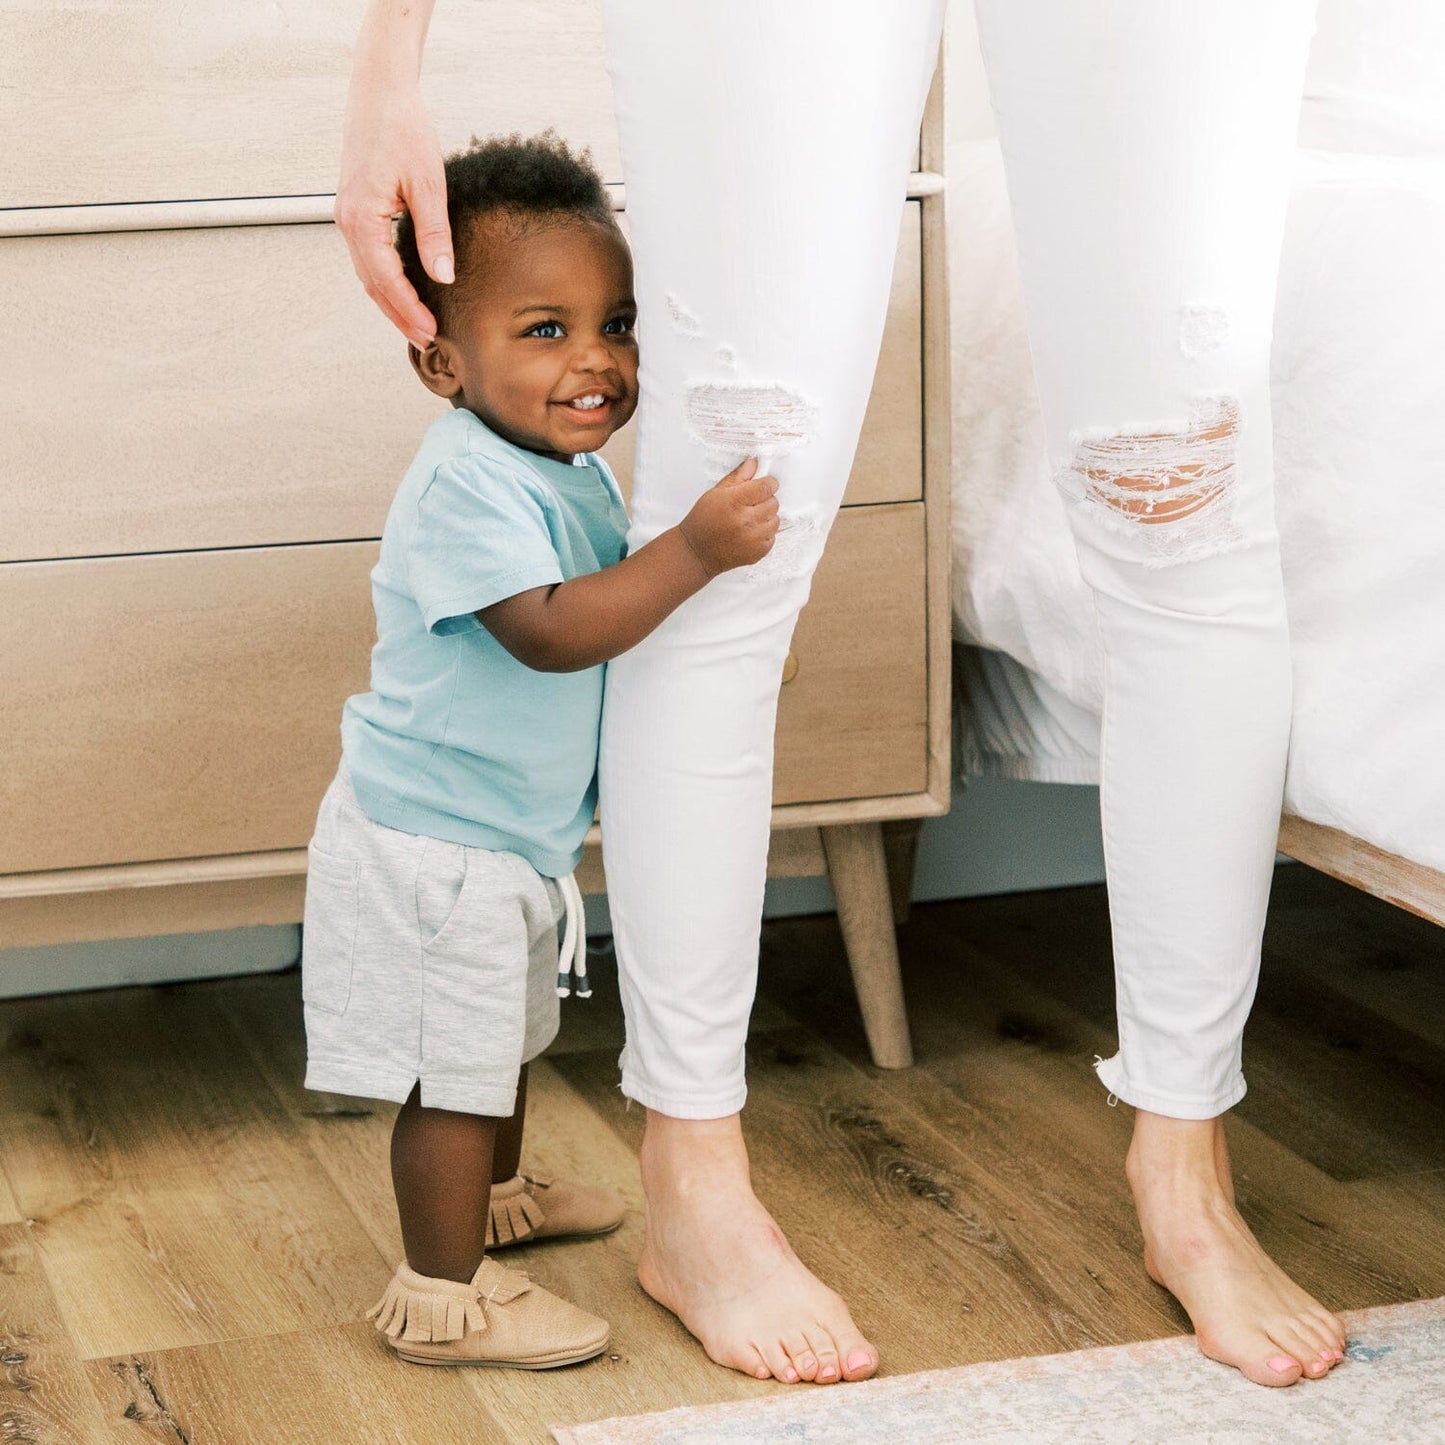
[302,766,564,1117]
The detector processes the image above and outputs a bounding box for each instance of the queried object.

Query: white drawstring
[555,872,591,998]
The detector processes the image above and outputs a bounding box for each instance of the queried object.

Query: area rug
[552,1297,1443,1443]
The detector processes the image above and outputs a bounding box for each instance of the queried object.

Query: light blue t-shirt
[341,408,630,876]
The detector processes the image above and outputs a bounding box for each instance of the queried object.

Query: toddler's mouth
[556,391,617,423]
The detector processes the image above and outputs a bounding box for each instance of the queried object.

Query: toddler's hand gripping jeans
[599,1,1317,1121]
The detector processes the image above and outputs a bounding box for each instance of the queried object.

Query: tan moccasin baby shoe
[367,1257,608,1368]
[487,1169,625,1249]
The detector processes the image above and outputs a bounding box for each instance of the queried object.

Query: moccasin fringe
[487,1182,546,1247]
[366,1261,531,1343]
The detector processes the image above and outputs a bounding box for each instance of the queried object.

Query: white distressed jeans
[599,1,1317,1121]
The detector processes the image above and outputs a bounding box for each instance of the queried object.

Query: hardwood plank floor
[1,865,1441,1443]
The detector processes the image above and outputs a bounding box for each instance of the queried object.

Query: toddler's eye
[604,316,636,335]
[527,321,564,338]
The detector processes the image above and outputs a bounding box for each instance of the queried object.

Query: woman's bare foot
[1128,1111,1346,1387]
[637,1110,876,1385]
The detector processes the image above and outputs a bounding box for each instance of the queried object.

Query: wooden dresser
[0,2,951,1067]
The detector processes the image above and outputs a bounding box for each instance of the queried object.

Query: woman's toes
[735,1344,772,1381]
[759,1339,800,1384]
[840,1341,878,1382]
[1272,1323,1330,1380]
[1264,1353,1304,1386]
[1310,1308,1347,1355]
[805,1328,840,1384]
[783,1332,819,1382]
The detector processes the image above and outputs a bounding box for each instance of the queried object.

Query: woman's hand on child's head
[335,79,453,350]
[678,458,781,577]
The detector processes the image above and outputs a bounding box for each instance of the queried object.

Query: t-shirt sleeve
[406,458,564,636]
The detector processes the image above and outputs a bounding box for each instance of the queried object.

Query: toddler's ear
[409,339,464,400]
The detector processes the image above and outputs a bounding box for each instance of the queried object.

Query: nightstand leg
[882,817,924,927]
[820,821,915,1069]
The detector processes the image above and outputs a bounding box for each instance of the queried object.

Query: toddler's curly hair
[395,130,614,334]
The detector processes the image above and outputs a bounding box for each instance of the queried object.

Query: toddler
[302,132,778,1368]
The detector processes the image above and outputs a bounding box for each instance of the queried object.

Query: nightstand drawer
[0,504,927,873]
[0,207,919,563]
[2,0,621,208]
[774,502,928,804]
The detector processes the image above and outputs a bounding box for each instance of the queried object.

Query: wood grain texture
[0,224,434,564]
[0,209,917,563]
[86,1324,514,1445]
[0,507,921,878]
[2,0,621,208]
[0,1161,22,1225]
[819,823,914,1069]
[0,1227,120,1445]
[774,504,929,806]
[1278,815,1445,926]
[0,871,1441,1439]
[0,875,307,951]
[0,987,384,1360]
[918,70,955,813]
[0,543,377,874]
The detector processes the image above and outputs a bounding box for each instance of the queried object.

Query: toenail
[784,1368,798,1382]
[1268,1356,1298,1374]
[845,1350,872,1372]
[820,1367,838,1381]
[756,1368,769,1380]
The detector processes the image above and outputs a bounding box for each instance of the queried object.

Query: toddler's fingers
[720,456,760,486]
[738,478,779,507]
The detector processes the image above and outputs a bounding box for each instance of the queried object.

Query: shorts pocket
[301,846,359,1014]
[417,838,470,951]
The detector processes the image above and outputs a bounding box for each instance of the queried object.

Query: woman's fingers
[360,229,439,350]
[334,75,450,347]
[401,165,455,286]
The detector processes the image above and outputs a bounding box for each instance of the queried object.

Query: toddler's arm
[478,459,779,672]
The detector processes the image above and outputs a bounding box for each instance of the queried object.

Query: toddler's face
[411,213,639,462]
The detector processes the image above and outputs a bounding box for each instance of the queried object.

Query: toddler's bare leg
[390,1081,507,1282]
[491,1063,528,1184]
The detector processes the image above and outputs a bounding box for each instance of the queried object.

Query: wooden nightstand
[0,2,950,1068]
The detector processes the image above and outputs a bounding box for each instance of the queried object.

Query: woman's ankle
[1125,1110,1226,1194]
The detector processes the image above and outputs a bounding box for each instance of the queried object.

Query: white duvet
[948,0,1445,872]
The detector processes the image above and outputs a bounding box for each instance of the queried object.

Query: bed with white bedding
[946,0,1445,911]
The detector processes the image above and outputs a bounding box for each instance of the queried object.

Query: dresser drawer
[0,224,426,564]
[0,544,377,874]
[775,502,928,804]
[1,0,620,208]
[1,502,926,874]
[1,207,919,562]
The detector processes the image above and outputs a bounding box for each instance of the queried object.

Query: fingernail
[1269,1356,1298,1374]
[846,1350,872,1372]
[434,255,455,284]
